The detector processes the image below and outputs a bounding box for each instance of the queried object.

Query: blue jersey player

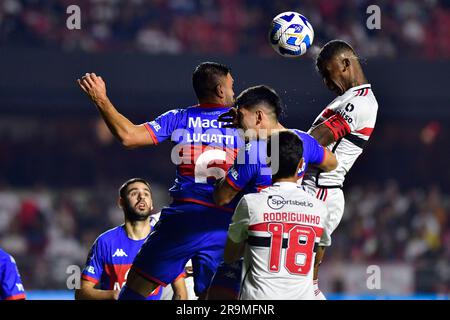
[78,62,242,299]
[0,248,26,300]
[75,178,187,300]
[208,85,338,299]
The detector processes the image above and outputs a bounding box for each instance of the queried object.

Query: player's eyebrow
[127,187,151,194]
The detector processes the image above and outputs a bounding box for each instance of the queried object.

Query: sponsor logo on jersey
[112,248,128,257]
[267,195,314,210]
[188,117,223,129]
[86,266,95,274]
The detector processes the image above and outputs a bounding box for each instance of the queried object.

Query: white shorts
[303,186,345,247]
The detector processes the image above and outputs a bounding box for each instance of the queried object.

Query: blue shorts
[131,202,232,296]
[208,259,243,299]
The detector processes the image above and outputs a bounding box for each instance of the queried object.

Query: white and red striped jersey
[227,182,328,300]
[303,84,378,188]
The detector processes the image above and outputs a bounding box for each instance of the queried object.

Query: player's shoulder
[0,248,11,261]
[241,191,266,206]
[290,129,315,143]
[343,85,378,109]
[94,225,125,245]
[293,186,325,204]
[0,248,17,266]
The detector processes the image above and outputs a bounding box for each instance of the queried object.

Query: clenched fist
[77,73,108,104]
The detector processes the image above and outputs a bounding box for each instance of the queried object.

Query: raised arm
[77,73,155,149]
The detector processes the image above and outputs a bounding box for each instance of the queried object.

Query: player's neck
[268,122,285,135]
[345,71,368,91]
[124,219,151,240]
[272,176,298,184]
[198,98,225,106]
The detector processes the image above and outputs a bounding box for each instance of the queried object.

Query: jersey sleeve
[227,196,250,243]
[0,254,26,300]
[225,144,259,191]
[144,109,185,144]
[299,132,325,166]
[81,238,105,285]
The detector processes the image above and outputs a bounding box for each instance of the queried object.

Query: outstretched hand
[77,73,108,104]
[218,107,239,128]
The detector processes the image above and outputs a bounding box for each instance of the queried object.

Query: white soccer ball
[269,11,314,58]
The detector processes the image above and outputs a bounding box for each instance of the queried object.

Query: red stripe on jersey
[198,103,228,108]
[104,264,132,290]
[225,175,242,191]
[257,185,270,192]
[5,293,26,300]
[81,274,99,284]
[249,222,323,238]
[363,88,369,96]
[144,123,159,145]
[323,189,328,201]
[356,127,374,136]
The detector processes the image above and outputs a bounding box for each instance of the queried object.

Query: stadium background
[0,0,449,299]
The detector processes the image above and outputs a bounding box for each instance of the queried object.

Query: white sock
[313,279,326,300]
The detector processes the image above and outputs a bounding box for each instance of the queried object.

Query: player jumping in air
[303,40,379,299]
[77,62,242,299]
[208,85,337,299]
[224,131,329,299]
[75,178,187,300]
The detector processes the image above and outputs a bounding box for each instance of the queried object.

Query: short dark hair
[316,40,356,73]
[268,131,303,180]
[119,178,151,198]
[235,85,284,121]
[192,62,231,100]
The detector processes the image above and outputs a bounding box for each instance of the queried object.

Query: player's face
[221,73,235,107]
[237,106,266,140]
[122,182,153,221]
[320,59,346,95]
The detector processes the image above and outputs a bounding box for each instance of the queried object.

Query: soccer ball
[269,11,314,57]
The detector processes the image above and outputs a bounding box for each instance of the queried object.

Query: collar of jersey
[348,83,371,92]
[272,182,299,188]
[197,103,228,108]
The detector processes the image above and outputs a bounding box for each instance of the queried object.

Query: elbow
[121,134,139,149]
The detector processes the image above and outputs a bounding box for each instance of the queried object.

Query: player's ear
[255,109,263,125]
[297,158,304,173]
[118,197,124,209]
[342,58,351,71]
[215,83,224,99]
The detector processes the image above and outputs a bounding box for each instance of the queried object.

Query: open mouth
[136,202,147,209]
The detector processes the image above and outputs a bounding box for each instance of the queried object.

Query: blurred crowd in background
[1,0,450,59]
[0,116,448,293]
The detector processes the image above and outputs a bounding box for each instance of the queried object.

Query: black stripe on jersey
[248,236,318,252]
[353,86,371,95]
[344,133,368,149]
